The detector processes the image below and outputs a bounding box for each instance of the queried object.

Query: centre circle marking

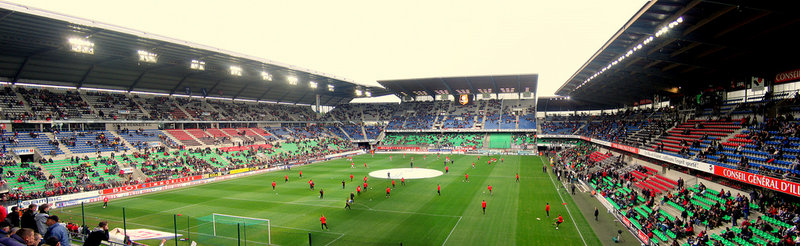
[368,168,443,179]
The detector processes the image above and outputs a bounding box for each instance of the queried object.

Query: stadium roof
[377,74,538,99]
[557,0,800,107]
[0,1,389,106]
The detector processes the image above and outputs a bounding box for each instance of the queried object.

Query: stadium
[1,0,800,245]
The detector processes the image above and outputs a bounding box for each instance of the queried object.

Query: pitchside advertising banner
[101,175,202,194]
[549,134,800,196]
[714,166,800,196]
[377,146,420,150]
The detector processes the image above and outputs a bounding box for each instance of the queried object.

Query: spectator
[34,204,50,235]
[0,228,34,246]
[83,221,110,246]
[44,215,70,246]
[20,204,37,231]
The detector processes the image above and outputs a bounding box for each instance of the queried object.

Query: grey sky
[10,0,645,97]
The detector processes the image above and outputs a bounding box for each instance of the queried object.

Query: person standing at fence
[44,215,70,246]
[84,221,110,246]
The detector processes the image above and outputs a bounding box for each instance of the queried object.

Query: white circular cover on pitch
[369,168,443,180]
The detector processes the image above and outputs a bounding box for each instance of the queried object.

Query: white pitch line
[441,216,463,246]
[540,156,588,246]
[323,233,346,246]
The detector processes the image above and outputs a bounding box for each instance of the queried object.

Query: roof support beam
[463,77,477,94]
[490,76,500,98]
[323,96,335,105]
[206,79,226,97]
[11,56,30,83]
[257,86,275,101]
[168,74,193,94]
[439,78,458,96]
[75,65,95,88]
[232,82,252,99]
[295,91,310,104]
[415,81,436,100]
[126,70,148,91]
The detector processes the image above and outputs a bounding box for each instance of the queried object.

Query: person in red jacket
[516,173,519,183]
[545,203,550,217]
[385,187,391,198]
[299,170,303,177]
[284,175,288,183]
[272,181,276,191]
[481,200,487,215]
[487,185,493,196]
[350,174,354,181]
[320,214,328,230]
[465,173,469,182]
[437,184,441,196]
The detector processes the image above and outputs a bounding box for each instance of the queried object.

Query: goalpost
[211,213,271,245]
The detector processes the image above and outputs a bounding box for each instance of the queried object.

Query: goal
[210,213,271,245]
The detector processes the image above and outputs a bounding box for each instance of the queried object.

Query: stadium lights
[287,76,298,85]
[205,96,229,100]
[133,91,171,96]
[137,50,158,63]
[309,81,318,88]
[365,91,372,97]
[234,98,258,103]
[355,89,363,96]
[190,60,205,71]
[261,71,273,81]
[230,66,242,76]
[68,37,94,54]
[15,82,76,90]
[327,84,335,92]
[575,16,685,91]
[80,87,127,93]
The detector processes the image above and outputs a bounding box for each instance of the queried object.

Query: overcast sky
[10,0,645,98]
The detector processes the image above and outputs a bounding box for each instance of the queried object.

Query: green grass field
[53,154,601,246]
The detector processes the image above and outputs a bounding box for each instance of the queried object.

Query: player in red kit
[385,187,391,198]
[437,184,441,196]
[488,185,493,196]
[545,203,550,217]
[320,214,329,230]
[356,186,361,195]
[272,181,276,191]
[285,175,289,183]
[363,182,368,191]
[445,166,449,173]
[401,177,405,186]
[392,180,396,188]
[363,176,368,182]
[516,173,519,183]
[299,171,303,178]
[103,196,109,208]
[350,174,354,181]
[465,173,469,182]
[553,214,563,229]
[481,200,487,214]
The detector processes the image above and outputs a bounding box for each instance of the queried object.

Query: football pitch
[53,154,602,246]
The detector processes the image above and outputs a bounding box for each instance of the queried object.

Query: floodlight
[190,60,205,70]
[261,71,272,81]
[365,91,372,97]
[355,89,363,96]
[287,76,298,85]
[230,66,242,76]
[138,50,158,63]
[309,81,318,88]
[327,84,335,92]
[68,37,94,54]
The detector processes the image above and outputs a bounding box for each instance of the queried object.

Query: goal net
[197,213,271,245]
